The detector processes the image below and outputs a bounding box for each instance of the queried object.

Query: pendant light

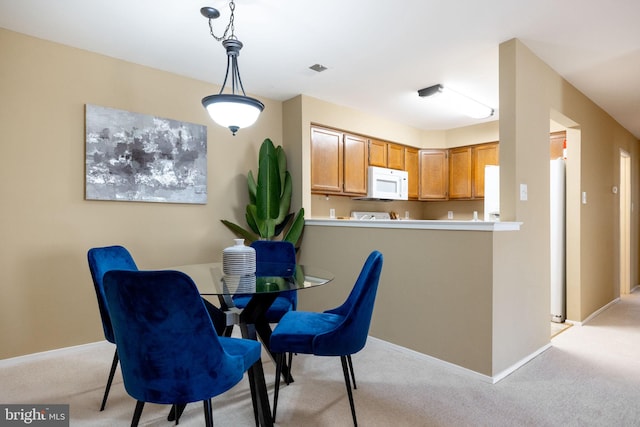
[201,2,264,135]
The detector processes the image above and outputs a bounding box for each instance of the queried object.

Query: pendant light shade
[202,94,264,135]
[200,4,264,135]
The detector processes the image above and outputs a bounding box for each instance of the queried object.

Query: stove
[350,211,391,220]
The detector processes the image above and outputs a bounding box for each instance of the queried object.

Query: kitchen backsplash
[311,194,484,220]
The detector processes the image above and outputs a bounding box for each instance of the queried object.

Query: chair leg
[246,363,260,427]
[285,352,294,385]
[167,403,186,422]
[248,359,273,427]
[347,354,357,389]
[273,353,284,423]
[341,356,358,427]
[100,349,119,411]
[131,401,145,427]
[203,399,213,427]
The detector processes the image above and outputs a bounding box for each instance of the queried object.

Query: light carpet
[2,293,640,426]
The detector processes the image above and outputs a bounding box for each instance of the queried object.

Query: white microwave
[354,166,408,200]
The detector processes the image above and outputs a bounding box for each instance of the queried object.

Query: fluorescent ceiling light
[418,84,494,119]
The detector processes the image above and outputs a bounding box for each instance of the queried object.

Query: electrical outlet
[447,211,453,219]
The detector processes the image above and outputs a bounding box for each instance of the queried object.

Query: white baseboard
[0,335,557,386]
[565,297,623,327]
[581,297,621,325]
[491,343,552,383]
[367,336,494,383]
[368,336,550,384]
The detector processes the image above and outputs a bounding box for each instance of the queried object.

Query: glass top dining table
[169,262,334,387]
[169,262,334,296]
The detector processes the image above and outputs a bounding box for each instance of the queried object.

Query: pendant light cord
[207,0,236,42]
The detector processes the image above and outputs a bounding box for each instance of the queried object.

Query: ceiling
[1,0,639,138]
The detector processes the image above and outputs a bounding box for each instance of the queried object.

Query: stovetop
[350,211,391,220]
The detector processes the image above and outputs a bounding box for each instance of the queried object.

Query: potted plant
[221,138,304,245]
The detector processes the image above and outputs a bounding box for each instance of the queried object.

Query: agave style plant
[221,138,305,245]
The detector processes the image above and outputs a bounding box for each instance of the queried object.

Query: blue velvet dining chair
[270,250,383,427]
[103,269,271,427]
[87,245,138,411]
[231,240,298,379]
[87,245,229,415]
[231,240,297,324]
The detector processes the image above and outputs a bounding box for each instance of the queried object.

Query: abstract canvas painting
[85,104,207,204]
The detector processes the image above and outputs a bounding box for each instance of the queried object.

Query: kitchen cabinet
[311,126,342,194]
[310,126,368,196]
[550,131,566,159]
[405,147,419,199]
[369,140,405,170]
[472,142,499,198]
[310,124,498,202]
[387,143,405,170]
[343,133,368,194]
[368,139,387,167]
[419,142,499,201]
[367,138,420,198]
[419,149,448,200]
[448,146,472,199]
[449,143,500,200]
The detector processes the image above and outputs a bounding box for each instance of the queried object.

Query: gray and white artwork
[85,104,207,204]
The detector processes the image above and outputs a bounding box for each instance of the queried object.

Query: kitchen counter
[298,217,524,379]
[306,218,521,231]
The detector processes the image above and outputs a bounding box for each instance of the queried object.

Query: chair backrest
[87,245,138,343]
[103,269,246,404]
[250,240,296,274]
[313,250,383,356]
[251,240,297,306]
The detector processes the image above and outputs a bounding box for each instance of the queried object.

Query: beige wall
[445,120,499,147]
[498,39,639,329]
[0,29,283,359]
[286,39,640,377]
[3,27,639,376]
[492,38,639,376]
[297,225,495,375]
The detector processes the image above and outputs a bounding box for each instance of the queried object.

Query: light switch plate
[520,184,528,201]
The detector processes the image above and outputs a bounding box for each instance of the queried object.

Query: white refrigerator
[485,161,566,322]
[484,165,500,221]
[550,158,566,323]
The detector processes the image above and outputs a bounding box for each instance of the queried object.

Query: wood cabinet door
[368,139,387,167]
[405,147,419,199]
[311,126,343,194]
[449,146,472,199]
[472,142,499,198]
[419,149,448,200]
[550,131,566,159]
[387,143,405,170]
[343,133,368,195]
